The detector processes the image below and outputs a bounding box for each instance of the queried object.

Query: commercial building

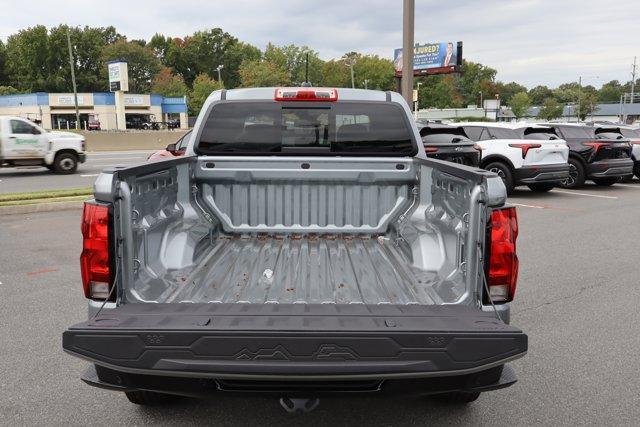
[0,92,188,130]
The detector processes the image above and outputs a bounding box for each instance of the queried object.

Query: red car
[147,130,191,161]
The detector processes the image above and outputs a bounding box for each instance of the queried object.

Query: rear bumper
[587,158,634,178]
[515,163,570,184]
[63,304,527,394]
[81,362,519,398]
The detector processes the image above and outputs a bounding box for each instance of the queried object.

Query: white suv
[459,122,569,193]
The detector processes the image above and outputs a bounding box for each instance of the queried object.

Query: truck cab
[0,115,87,173]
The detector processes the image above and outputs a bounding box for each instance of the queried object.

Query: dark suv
[534,124,633,187]
[418,124,481,167]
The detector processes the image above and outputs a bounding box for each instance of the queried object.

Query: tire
[485,161,515,194]
[592,177,618,186]
[432,391,481,404]
[527,183,555,192]
[125,390,175,406]
[53,152,78,174]
[559,158,585,189]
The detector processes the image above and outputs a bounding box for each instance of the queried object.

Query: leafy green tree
[0,85,20,95]
[238,59,290,87]
[165,28,238,87]
[537,98,564,120]
[528,85,553,105]
[321,59,351,87]
[147,34,172,63]
[264,43,324,86]
[496,81,527,105]
[552,82,581,103]
[456,60,498,106]
[509,91,531,118]
[5,25,51,91]
[0,40,8,86]
[352,54,394,90]
[102,40,162,93]
[598,80,623,102]
[188,73,222,115]
[417,75,461,108]
[577,92,599,121]
[151,67,188,96]
[223,41,261,88]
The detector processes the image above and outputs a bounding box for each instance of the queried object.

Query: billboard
[394,42,462,76]
[108,61,129,92]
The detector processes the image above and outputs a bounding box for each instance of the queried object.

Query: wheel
[485,162,514,194]
[125,390,176,406]
[432,391,481,404]
[592,177,618,186]
[53,152,78,174]
[527,183,555,192]
[559,158,585,189]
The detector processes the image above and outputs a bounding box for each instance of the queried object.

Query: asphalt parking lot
[1,181,639,426]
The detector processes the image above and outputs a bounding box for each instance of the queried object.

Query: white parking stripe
[613,183,640,189]
[87,150,155,156]
[552,189,618,199]
[87,157,147,161]
[512,203,546,209]
[80,174,99,177]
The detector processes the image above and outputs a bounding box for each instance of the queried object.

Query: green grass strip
[0,187,93,203]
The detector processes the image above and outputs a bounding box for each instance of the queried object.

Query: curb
[0,200,84,215]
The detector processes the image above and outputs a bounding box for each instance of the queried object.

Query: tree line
[0,25,637,118]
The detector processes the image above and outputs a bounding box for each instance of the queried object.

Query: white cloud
[0,0,638,87]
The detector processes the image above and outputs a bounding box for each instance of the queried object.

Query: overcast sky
[1,0,638,88]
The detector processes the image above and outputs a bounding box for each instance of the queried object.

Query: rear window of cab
[195,101,418,157]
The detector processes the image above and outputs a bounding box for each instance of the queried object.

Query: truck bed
[163,234,445,305]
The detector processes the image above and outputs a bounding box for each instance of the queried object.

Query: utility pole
[216,64,224,87]
[346,58,355,88]
[401,0,415,106]
[631,56,637,103]
[66,27,80,130]
[364,79,369,90]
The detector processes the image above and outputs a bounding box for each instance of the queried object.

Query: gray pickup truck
[63,87,527,412]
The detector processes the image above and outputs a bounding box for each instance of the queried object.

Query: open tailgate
[63,303,527,380]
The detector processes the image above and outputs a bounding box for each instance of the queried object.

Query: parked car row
[416,121,636,194]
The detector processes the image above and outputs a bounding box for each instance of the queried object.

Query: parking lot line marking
[512,203,546,209]
[613,183,640,189]
[551,189,618,199]
[87,157,147,161]
[80,174,99,177]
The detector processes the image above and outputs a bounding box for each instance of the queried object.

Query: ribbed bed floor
[166,235,443,305]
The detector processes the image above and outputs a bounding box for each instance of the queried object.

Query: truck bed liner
[164,234,444,305]
[63,304,527,380]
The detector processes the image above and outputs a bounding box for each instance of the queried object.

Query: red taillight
[488,207,519,303]
[424,146,439,153]
[581,141,610,153]
[80,201,111,299]
[274,87,338,102]
[508,143,541,158]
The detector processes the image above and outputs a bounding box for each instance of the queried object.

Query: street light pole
[66,27,80,130]
[401,0,414,106]
[216,65,224,87]
[415,81,422,119]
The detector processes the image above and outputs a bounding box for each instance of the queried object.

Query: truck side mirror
[166,143,177,153]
